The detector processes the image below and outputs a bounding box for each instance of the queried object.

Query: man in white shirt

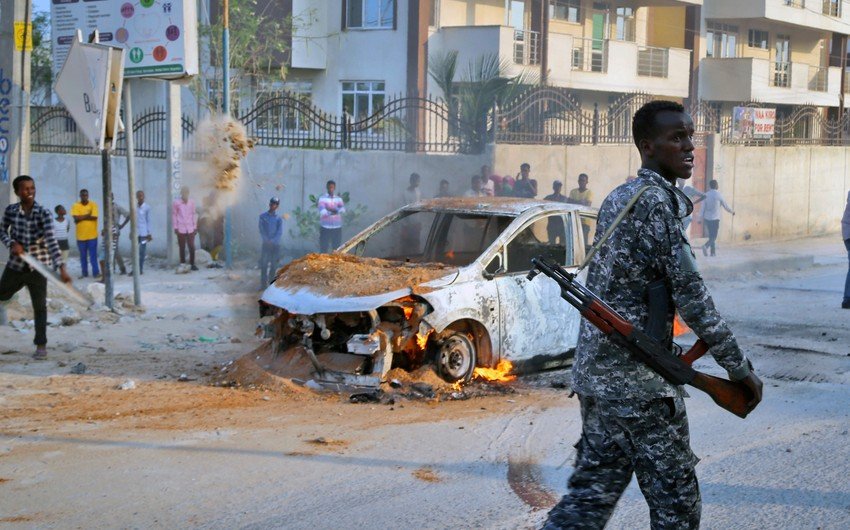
[463,175,486,197]
[135,190,152,274]
[700,180,734,257]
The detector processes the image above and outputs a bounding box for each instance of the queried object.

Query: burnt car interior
[351,210,514,266]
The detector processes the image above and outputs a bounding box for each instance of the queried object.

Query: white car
[260,197,598,388]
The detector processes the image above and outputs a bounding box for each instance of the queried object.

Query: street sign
[50,0,198,80]
[54,34,125,150]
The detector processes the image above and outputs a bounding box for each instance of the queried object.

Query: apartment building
[699,0,850,119]
[283,1,700,116]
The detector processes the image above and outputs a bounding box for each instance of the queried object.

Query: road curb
[699,254,816,279]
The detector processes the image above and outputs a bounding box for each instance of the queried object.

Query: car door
[492,213,581,360]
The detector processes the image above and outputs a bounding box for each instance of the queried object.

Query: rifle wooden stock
[529,257,756,418]
[689,372,756,419]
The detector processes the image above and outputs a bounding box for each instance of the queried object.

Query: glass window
[748,29,769,49]
[578,212,597,256]
[615,7,635,42]
[348,211,512,267]
[706,22,739,58]
[348,0,395,29]
[341,81,386,122]
[550,0,580,23]
[505,215,568,274]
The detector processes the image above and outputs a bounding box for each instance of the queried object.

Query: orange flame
[673,314,690,337]
[403,306,413,320]
[445,250,455,260]
[473,360,516,382]
[451,382,463,392]
[416,329,433,349]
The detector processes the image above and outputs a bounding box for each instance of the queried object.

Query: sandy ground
[0,255,848,529]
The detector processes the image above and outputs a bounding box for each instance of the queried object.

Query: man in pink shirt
[172,186,199,271]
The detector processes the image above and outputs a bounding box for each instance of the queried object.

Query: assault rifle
[528,257,757,418]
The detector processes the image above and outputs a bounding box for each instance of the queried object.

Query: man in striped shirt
[317,180,346,253]
[1,175,72,359]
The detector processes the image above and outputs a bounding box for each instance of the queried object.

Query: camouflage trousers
[542,394,700,530]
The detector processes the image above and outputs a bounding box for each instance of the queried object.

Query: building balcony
[699,57,841,106]
[704,0,849,33]
[547,34,691,97]
[431,26,690,97]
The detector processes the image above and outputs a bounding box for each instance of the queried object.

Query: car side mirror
[483,253,504,280]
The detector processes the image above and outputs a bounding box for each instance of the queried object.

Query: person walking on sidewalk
[71,189,99,278]
[173,186,198,271]
[1,176,72,359]
[700,179,734,257]
[842,190,850,309]
[259,197,283,287]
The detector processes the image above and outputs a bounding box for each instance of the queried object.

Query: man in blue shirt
[258,197,283,287]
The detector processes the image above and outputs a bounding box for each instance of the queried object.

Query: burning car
[259,197,597,389]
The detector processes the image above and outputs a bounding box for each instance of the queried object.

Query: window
[578,213,597,256]
[748,29,769,49]
[347,0,395,29]
[505,216,569,274]
[615,7,635,42]
[706,22,739,58]
[824,0,840,17]
[550,0,580,23]
[253,81,313,133]
[342,81,386,122]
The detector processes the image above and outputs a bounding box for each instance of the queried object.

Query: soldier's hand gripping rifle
[528,257,758,418]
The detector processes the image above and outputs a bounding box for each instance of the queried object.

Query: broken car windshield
[348,210,514,267]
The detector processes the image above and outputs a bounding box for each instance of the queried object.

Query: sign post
[54,32,125,309]
[51,0,198,303]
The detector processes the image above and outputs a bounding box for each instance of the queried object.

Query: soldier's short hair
[632,100,685,148]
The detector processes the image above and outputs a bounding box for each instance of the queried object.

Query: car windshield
[347,210,514,267]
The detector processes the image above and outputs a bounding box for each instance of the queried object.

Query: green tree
[428,51,535,153]
[30,10,53,105]
[195,0,300,113]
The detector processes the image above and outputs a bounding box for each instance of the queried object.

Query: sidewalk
[694,234,847,278]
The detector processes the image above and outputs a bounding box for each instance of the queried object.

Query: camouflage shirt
[571,168,750,400]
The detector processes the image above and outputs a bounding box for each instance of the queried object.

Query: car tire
[435,332,476,383]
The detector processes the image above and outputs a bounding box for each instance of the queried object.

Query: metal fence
[31,105,197,158]
[31,88,850,158]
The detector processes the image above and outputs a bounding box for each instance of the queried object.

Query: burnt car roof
[404,196,594,216]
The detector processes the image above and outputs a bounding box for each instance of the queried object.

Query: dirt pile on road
[212,342,308,393]
[273,253,456,297]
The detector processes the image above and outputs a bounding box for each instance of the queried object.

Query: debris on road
[116,380,136,390]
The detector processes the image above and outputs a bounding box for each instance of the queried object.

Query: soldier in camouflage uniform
[542,101,763,530]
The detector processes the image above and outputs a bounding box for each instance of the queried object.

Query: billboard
[51,0,198,80]
[732,106,776,140]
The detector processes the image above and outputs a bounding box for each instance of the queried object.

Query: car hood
[261,253,459,314]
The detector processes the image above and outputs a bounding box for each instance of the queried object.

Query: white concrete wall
[706,0,850,34]
[29,139,849,265]
[712,143,850,243]
[30,148,489,261]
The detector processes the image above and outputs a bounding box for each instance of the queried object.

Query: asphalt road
[0,263,848,529]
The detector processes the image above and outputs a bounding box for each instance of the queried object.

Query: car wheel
[435,332,476,383]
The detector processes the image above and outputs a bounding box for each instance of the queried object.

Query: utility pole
[0,0,31,214]
[222,0,232,269]
[0,0,32,325]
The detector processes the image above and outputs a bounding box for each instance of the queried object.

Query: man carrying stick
[1,175,72,359]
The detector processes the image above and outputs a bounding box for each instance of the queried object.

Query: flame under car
[259,197,597,389]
